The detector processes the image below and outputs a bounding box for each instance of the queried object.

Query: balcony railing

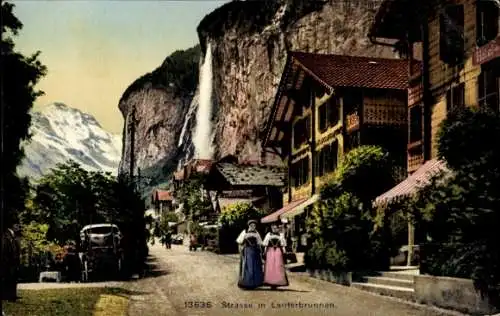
[363,104,406,126]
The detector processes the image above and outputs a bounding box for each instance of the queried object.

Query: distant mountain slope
[17,102,122,180]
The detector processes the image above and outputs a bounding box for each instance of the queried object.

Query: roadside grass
[3,287,131,316]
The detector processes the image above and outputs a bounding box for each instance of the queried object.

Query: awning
[373,159,450,207]
[280,194,319,220]
[261,195,319,224]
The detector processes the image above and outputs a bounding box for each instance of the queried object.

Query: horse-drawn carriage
[79,223,124,281]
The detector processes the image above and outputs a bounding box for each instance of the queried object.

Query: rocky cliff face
[118,46,200,186]
[118,0,398,188]
[198,0,397,161]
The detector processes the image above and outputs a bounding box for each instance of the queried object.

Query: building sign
[473,37,500,66]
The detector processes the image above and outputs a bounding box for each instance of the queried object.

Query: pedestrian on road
[165,231,172,249]
[263,222,289,290]
[189,233,197,251]
[236,219,264,290]
[63,241,81,283]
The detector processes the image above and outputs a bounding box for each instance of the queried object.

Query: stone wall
[414,274,500,315]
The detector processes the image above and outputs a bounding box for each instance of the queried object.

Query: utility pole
[0,66,5,313]
[129,107,136,181]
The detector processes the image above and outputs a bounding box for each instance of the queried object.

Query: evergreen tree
[1,2,47,226]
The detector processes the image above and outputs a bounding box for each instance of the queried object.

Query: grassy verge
[3,287,131,316]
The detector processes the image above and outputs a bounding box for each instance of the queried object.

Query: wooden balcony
[346,112,360,132]
[363,104,406,126]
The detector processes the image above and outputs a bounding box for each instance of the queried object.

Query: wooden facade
[370,0,500,172]
[263,51,410,221]
[204,155,285,214]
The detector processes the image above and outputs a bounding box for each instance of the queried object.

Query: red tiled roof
[193,159,214,173]
[290,51,410,90]
[153,190,173,201]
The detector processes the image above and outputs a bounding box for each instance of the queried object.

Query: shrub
[332,145,395,204]
[438,106,500,172]
[407,106,500,299]
[306,146,395,272]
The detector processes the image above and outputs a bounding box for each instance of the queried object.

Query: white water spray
[192,42,214,159]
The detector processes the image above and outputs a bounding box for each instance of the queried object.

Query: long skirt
[264,247,289,287]
[238,246,263,289]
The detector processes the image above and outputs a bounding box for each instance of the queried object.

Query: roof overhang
[262,53,335,150]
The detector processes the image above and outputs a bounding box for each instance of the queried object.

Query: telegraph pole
[129,107,136,180]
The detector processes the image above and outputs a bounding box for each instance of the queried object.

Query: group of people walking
[236,219,289,290]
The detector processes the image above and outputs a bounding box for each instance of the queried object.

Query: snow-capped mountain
[17,102,122,180]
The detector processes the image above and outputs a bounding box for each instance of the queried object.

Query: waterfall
[192,42,214,160]
[178,92,198,147]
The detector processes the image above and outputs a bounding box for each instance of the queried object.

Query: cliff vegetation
[120,45,201,104]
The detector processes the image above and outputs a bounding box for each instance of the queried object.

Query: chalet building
[151,189,174,217]
[369,0,499,265]
[369,0,499,174]
[260,51,411,253]
[204,155,285,214]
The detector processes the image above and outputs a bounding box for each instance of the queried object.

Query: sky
[12,0,228,134]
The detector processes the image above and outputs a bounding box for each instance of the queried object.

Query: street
[125,242,467,316]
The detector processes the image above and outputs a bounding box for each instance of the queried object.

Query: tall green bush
[408,106,500,300]
[305,146,395,272]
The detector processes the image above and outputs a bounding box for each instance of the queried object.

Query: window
[440,4,464,65]
[478,69,500,112]
[317,141,338,177]
[293,115,311,148]
[319,97,341,132]
[446,83,465,111]
[291,157,310,187]
[476,0,499,46]
[409,105,423,143]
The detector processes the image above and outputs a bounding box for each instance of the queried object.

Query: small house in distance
[204,155,285,214]
[261,51,412,252]
[151,189,173,217]
[172,159,214,190]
